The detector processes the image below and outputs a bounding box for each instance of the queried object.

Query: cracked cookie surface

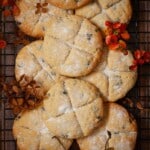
[13,106,72,150]
[46,0,91,9]
[43,15,103,77]
[75,0,132,35]
[82,47,137,102]
[77,103,137,150]
[14,0,71,37]
[42,79,103,139]
[15,41,65,93]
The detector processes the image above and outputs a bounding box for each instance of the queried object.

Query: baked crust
[76,0,132,35]
[42,79,104,139]
[46,0,91,9]
[43,15,103,77]
[15,40,65,93]
[14,0,71,37]
[82,47,137,102]
[13,106,72,150]
[77,103,137,150]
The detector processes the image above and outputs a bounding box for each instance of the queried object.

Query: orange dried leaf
[136,102,144,110]
[121,31,130,40]
[108,43,120,50]
[119,40,127,49]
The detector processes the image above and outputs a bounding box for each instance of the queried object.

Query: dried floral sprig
[35,2,48,14]
[130,50,150,71]
[0,75,46,115]
[1,0,20,17]
[105,21,130,54]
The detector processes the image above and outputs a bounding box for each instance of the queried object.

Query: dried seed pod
[10,98,18,106]
[42,2,48,7]
[136,102,144,110]
[17,98,24,106]
[13,107,21,115]
[27,99,35,106]
[12,85,19,94]
[42,8,48,13]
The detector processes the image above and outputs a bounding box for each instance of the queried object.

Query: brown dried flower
[0,75,46,115]
[35,2,48,14]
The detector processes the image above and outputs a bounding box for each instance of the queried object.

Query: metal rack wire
[0,0,150,150]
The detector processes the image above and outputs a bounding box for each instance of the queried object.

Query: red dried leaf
[143,51,150,63]
[119,40,127,49]
[2,0,14,6]
[0,40,7,49]
[12,4,20,16]
[105,21,113,27]
[129,65,137,71]
[3,9,12,17]
[113,22,122,29]
[120,23,127,32]
[134,50,145,59]
[108,43,120,50]
[105,35,118,45]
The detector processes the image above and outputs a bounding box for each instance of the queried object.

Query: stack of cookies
[13,0,138,149]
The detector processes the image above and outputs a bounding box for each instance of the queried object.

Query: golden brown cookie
[43,15,103,77]
[76,0,132,35]
[13,106,73,150]
[42,79,104,139]
[15,41,65,93]
[82,47,137,102]
[14,0,72,37]
[46,0,91,9]
[77,103,137,150]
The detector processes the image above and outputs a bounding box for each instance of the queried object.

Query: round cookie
[43,15,103,77]
[13,106,73,150]
[46,0,91,9]
[42,79,103,139]
[75,0,132,35]
[82,47,137,102]
[77,103,137,150]
[15,40,65,93]
[14,0,72,37]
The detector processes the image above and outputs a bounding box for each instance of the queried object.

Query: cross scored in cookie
[76,0,131,30]
[43,79,103,138]
[43,17,102,76]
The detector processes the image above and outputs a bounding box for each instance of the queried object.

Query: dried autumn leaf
[12,4,20,16]
[105,35,118,45]
[136,102,144,110]
[17,98,24,106]
[121,31,130,40]
[3,9,12,17]
[0,39,7,49]
[1,75,46,115]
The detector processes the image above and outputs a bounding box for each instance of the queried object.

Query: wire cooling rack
[0,0,150,150]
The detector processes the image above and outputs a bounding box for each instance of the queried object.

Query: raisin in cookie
[82,47,137,102]
[13,106,73,150]
[15,40,65,93]
[77,103,137,150]
[76,0,132,35]
[43,15,103,77]
[42,79,103,139]
[14,0,72,37]
[46,0,91,9]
